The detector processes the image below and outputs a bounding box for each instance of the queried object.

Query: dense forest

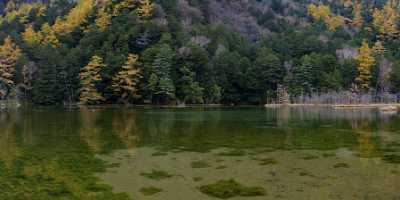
[0,0,399,105]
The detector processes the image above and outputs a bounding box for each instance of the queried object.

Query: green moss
[140,170,173,180]
[191,161,211,168]
[382,154,400,164]
[333,163,350,168]
[140,186,162,196]
[217,150,246,156]
[193,177,203,182]
[199,179,266,199]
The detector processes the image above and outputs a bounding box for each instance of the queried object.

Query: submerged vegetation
[139,186,162,196]
[199,179,266,199]
[140,169,173,180]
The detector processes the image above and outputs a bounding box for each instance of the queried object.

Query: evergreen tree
[176,66,204,104]
[147,44,175,103]
[79,55,106,104]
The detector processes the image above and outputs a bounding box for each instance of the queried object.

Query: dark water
[1,107,400,199]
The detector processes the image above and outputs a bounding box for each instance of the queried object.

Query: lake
[1,107,400,199]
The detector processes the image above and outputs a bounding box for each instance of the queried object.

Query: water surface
[1,107,400,199]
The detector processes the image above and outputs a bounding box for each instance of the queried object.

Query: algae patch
[199,179,266,199]
[382,154,400,164]
[140,170,173,180]
[333,163,350,168]
[191,161,211,168]
[140,186,162,196]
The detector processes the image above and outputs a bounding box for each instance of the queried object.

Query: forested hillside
[0,0,399,105]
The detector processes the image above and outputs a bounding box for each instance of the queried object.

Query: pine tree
[355,40,375,91]
[147,44,175,103]
[79,56,105,104]
[138,0,154,19]
[112,54,141,103]
[176,66,204,104]
[0,36,21,99]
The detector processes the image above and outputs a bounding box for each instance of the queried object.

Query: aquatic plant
[193,177,203,182]
[217,149,246,156]
[258,158,278,166]
[191,161,211,168]
[333,163,350,168]
[300,155,319,160]
[216,165,227,169]
[140,170,173,180]
[199,179,265,199]
[140,186,162,196]
[382,154,400,164]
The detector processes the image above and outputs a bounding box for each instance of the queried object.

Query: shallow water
[1,107,400,199]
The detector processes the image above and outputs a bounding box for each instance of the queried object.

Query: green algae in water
[140,170,173,180]
[382,154,400,164]
[217,149,246,156]
[300,155,319,160]
[333,163,350,168]
[140,186,162,196]
[191,161,211,168]
[152,151,168,156]
[258,158,278,166]
[322,153,336,158]
[199,179,266,199]
[216,165,227,169]
[193,177,203,182]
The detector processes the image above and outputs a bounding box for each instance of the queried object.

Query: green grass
[199,179,266,199]
[140,170,173,180]
[191,161,211,168]
[140,186,162,196]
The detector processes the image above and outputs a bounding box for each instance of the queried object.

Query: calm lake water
[1,107,400,199]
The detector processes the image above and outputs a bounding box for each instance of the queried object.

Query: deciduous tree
[79,56,105,104]
[355,41,375,91]
[0,36,21,99]
[112,54,141,103]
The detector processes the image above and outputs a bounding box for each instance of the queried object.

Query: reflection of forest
[0,112,22,169]
[112,109,140,150]
[79,107,106,153]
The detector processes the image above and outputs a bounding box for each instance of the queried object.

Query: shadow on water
[0,106,400,199]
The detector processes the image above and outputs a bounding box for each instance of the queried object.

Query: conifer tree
[112,54,141,103]
[351,1,363,28]
[53,0,95,36]
[372,41,386,55]
[0,36,21,99]
[373,1,399,38]
[22,25,40,46]
[79,56,105,104]
[355,41,375,91]
[39,23,59,46]
[95,8,111,30]
[138,0,154,19]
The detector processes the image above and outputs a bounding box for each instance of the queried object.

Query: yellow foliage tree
[0,37,21,99]
[112,54,141,102]
[112,0,135,16]
[95,8,111,30]
[79,56,106,104]
[22,25,40,46]
[351,1,363,28]
[355,40,375,91]
[308,4,345,31]
[372,1,399,38]
[53,0,95,36]
[39,23,59,46]
[138,0,154,19]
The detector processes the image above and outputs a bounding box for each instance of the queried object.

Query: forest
[0,0,399,105]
